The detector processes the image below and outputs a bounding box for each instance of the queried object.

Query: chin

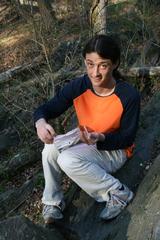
[91,78,102,84]
[93,80,103,86]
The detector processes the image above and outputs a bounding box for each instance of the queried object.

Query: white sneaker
[43,204,63,224]
[100,184,134,220]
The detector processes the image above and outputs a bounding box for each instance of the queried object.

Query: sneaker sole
[126,191,134,204]
[44,215,63,224]
[44,217,55,224]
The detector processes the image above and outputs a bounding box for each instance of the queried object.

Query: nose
[92,65,100,77]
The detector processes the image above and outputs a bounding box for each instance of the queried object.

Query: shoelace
[107,194,127,208]
[112,194,127,206]
[43,205,60,214]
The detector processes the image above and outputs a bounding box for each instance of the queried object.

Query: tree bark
[98,0,108,34]
[90,0,108,34]
[122,66,160,78]
[0,55,43,85]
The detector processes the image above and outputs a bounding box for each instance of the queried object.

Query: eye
[99,64,108,69]
[100,63,110,70]
[86,62,94,68]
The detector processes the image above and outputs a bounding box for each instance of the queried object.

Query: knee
[42,144,59,164]
[57,150,75,173]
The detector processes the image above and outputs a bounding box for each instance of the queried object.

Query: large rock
[0,105,8,130]
[0,215,65,240]
[127,154,160,240]
[0,179,34,219]
[0,131,19,152]
[0,105,19,152]
[56,91,160,240]
[0,149,41,179]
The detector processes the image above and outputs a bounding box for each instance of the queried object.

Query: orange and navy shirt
[34,74,140,157]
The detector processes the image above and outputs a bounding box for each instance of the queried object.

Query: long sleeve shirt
[33,74,140,157]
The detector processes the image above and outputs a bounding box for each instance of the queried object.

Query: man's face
[85,52,117,88]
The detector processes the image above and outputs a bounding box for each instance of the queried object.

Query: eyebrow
[85,59,110,64]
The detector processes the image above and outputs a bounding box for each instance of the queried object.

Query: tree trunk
[122,66,160,78]
[98,0,108,34]
[90,0,108,35]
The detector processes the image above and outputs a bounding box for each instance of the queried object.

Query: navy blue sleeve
[97,82,140,150]
[33,75,90,123]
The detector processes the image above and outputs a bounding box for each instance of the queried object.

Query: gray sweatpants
[42,129,127,207]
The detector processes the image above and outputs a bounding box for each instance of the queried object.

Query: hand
[35,118,56,144]
[80,128,105,145]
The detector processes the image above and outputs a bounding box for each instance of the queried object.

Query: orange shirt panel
[73,89,123,133]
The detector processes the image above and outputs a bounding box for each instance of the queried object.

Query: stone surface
[0,179,34,218]
[0,215,65,240]
[126,154,160,240]
[0,132,19,152]
[58,91,160,240]
[153,220,160,240]
[0,149,40,179]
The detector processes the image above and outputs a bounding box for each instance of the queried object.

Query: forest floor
[0,12,36,72]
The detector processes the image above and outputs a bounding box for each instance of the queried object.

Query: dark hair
[83,34,123,80]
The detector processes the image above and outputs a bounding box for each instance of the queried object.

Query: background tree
[90,0,108,35]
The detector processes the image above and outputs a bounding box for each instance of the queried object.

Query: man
[34,34,140,223]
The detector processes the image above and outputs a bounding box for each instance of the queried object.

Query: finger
[40,134,53,144]
[89,132,99,142]
[80,131,90,144]
[46,124,56,137]
[37,129,53,143]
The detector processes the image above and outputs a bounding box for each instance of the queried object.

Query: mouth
[93,79,102,84]
[92,77,102,81]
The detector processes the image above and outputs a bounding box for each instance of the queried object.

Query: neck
[93,78,116,95]
[93,86,115,96]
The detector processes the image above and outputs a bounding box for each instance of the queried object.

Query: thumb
[45,124,56,137]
